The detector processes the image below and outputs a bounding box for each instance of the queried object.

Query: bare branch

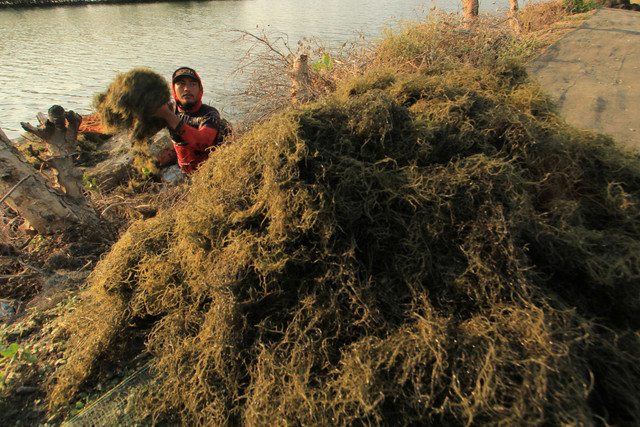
[16,258,45,275]
[20,121,47,140]
[231,29,292,62]
[0,176,32,205]
[0,127,13,145]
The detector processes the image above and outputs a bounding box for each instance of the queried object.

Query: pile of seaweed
[93,67,170,171]
[48,60,640,425]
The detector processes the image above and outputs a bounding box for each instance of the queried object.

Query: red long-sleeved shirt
[169,101,220,173]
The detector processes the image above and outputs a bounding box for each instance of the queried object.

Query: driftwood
[20,105,85,199]
[0,106,98,234]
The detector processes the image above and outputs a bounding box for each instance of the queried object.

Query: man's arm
[173,121,219,151]
[153,103,181,130]
[153,104,219,150]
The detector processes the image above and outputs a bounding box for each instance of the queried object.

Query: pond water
[0,0,517,139]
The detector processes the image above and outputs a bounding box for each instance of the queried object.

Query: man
[154,67,221,173]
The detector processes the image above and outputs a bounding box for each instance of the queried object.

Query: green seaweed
[93,67,171,174]
[49,34,640,427]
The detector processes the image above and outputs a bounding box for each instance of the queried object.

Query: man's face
[173,76,201,109]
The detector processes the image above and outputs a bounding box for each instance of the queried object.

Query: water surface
[0,0,514,139]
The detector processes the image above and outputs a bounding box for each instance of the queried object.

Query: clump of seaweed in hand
[93,67,171,173]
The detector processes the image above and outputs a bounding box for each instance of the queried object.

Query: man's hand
[153,103,181,130]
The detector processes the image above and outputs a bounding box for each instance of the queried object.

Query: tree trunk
[0,106,99,235]
[291,54,313,104]
[462,0,479,27]
[510,0,522,33]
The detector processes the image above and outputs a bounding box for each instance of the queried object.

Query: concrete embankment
[527,7,640,151]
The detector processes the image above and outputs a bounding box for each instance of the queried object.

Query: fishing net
[62,363,154,427]
[49,60,640,425]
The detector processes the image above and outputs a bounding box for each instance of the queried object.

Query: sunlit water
[0,0,516,139]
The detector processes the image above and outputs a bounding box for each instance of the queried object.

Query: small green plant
[25,234,49,253]
[1,342,38,389]
[26,234,43,247]
[312,54,334,71]
[69,398,86,418]
[564,0,598,13]
[82,175,99,193]
[141,167,152,177]
[499,36,544,63]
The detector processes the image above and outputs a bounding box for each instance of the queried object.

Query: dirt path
[527,7,640,151]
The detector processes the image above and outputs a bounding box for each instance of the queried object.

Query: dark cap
[172,67,200,84]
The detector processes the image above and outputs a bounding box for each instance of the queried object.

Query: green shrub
[564,0,599,13]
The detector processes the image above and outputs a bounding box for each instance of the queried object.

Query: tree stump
[291,54,313,104]
[20,105,85,200]
[509,0,521,33]
[462,0,479,28]
[1,106,98,235]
